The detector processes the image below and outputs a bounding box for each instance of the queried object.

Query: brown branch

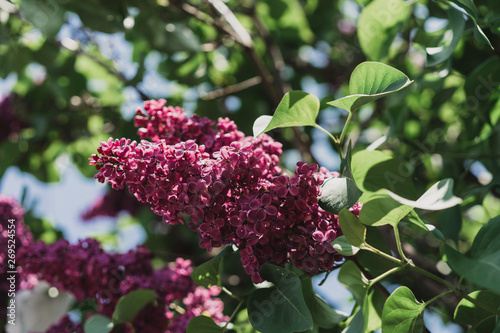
[200,76,263,100]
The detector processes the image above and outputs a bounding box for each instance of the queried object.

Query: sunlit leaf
[385,178,462,211]
[382,287,426,333]
[253,91,320,137]
[359,191,413,227]
[328,62,412,113]
[357,0,412,60]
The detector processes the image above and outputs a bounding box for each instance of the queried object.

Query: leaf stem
[314,124,339,144]
[362,243,405,265]
[222,286,242,301]
[338,111,353,148]
[370,266,404,286]
[424,290,453,306]
[223,299,245,331]
[409,265,500,316]
[393,225,410,263]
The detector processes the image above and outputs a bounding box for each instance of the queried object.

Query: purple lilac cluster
[90,100,347,283]
[18,239,227,332]
[81,189,145,221]
[0,195,34,322]
[0,195,226,332]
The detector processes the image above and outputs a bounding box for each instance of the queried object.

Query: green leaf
[338,262,384,332]
[447,0,493,48]
[301,278,347,328]
[338,208,366,246]
[318,177,363,215]
[112,289,157,324]
[357,0,412,60]
[358,191,413,227]
[445,216,500,294]
[331,236,360,256]
[351,150,416,199]
[454,290,500,332]
[382,287,425,333]
[338,261,370,305]
[20,0,65,38]
[327,62,413,113]
[253,91,320,137]
[439,206,462,243]
[186,316,223,333]
[191,246,233,287]
[426,7,466,67]
[247,264,313,333]
[385,178,462,211]
[84,315,114,333]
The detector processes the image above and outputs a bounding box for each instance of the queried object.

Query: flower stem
[223,299,245,331]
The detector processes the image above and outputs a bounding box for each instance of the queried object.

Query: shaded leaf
[454,290,500,332]
[186,316,223,333]
[84,315,114,333]
[426,7,466,67]
[247,264,313,333]
[112,289,157,324]
[338,208,366,246]
[301,278,347,329]
[359,192,413,227]
[351,150,416,199]
[318,177,363,215]
[445,216,500,294]
[331,236,360,256]
[191,246,233,288]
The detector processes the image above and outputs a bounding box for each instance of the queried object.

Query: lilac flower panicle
[90,100,353,283]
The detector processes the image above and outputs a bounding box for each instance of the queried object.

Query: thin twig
[200,76,263,100]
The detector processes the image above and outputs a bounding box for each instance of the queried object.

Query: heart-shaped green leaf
[253,91,320,136]
[327,62,413,113]
[247,264,313,333]
[84,315,114,333]
[385,178,462,211]
[381,287,426,333]
[112,289,157,324]
[186,316,223,333]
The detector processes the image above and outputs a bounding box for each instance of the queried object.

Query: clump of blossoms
[90,99,353,283]
[0,195,34,323]
[0,196,227,332]
[17,238,227,332]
